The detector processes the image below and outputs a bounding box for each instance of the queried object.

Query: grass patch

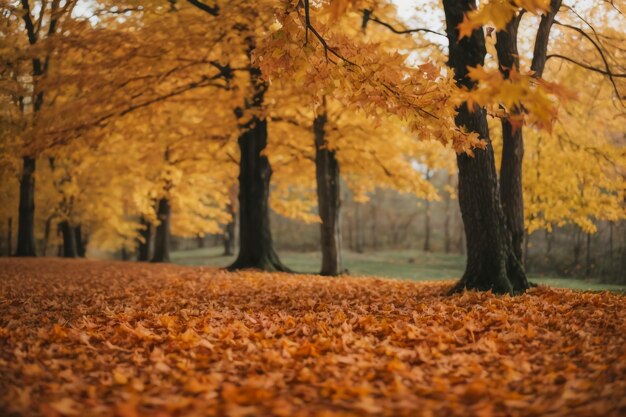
[172,246,626,292]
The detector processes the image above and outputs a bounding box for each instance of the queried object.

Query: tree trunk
[229,116,288,271]
[609,221,614,274]
[16,156,37,256]
[137,217,151,261]
[7,217,12,257]
[229,39,288,272]
[585,232,592,277]
[196,234,205,249]
[59,221,78,258]
[75,226,86,257]
[223,203,236,256]
[423,170,432,253]
[223,222,235,256]
[495,16,525,263]
[423,199,431,252]
[42,216,52,256]
[151,198,171,263]
[314,110,343,276]
[444,174,452,254]
[443,0,529,294]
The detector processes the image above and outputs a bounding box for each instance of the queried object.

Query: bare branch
[361,10,446,38]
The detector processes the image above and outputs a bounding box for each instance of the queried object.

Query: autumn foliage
[1,259,625,417]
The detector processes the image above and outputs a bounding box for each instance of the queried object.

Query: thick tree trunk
[59,221,78,258]
[314,111,343,276]
[229,40,288,271]
[496,16,525,263]
[229,117,288,271]
[75,226,86,257]
[137,217,151,261]
[16,156,37,256]
[151,198,171,263]
[443,0,529,294]
[223,203,236,256]
[196,234,205,249]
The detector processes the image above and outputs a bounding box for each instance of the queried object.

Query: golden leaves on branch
[462,65,576,132]
[1,259,625,416]
[458,0,552,38]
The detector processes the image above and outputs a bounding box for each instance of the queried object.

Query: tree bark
[223,203,236,256]
[530,0,563,78]
[229,116,289,271]
[423,170,432,253]
[137,217,151,261]
[151,198,171,263]
[314,110,343,276]
[444,174,452,254]
[75,226,86,257]
[585,232,592,277]
[443,0,529,294]
[16,156,37,256]
[42,216,52,256]
[228,38,288,272]
[7,217,12,257]
[59,221,78,258]
[495,16,525,263]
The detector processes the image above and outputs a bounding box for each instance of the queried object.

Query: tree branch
[185,0,219,16]
[361,10,446,38]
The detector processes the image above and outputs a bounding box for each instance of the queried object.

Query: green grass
[171,246,626,293]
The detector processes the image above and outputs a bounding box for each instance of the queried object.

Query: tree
[442,0,529,294]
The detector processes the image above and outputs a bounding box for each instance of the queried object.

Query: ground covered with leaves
[1,259,625,417]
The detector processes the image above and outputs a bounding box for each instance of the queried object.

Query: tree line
[0,0,624,295]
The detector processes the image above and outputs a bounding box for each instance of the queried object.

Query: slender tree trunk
[137,217,151,261]
[223,202,236,256]
[223,189,237,256]
[423,170,432,253]
[347,211,354,251]
[573,228,581,266]
[423,199,431,252]
[7,218,12,257]
[443,0,529,294]
[585,232,592,277]
[16,157,37,256]
[444,175,452,254]
[314,110,343,276]
[59,221,78,258]
[196,234,205,249]
[42,216,52,256]
[609,221,614,274]
[151,198,171,263]
[354,203,363,253]
[495,16,525,263]
[223,219,235,256]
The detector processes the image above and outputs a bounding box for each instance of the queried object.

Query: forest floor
[1,259,625,417]
[172,247,626,292]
